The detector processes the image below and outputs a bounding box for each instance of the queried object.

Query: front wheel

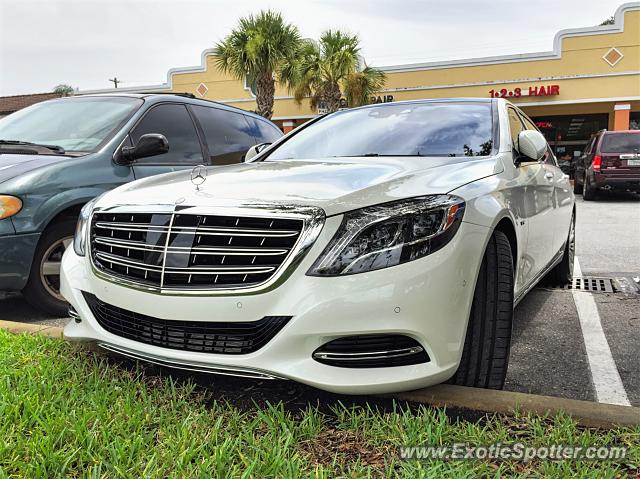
[573,175,583,194]
[583,172,596,201]
[22,219,76,317]
[448,230,514,389]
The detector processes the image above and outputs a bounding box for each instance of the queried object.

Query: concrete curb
[1,321,637,429]
[0,320,64,338]
[391,385,640,429]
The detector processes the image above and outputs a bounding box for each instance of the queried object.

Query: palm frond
[343,66,386,107]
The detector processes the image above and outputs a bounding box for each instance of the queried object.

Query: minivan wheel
[448,230,514,389]
[546,213,575,286]
[22,219,76,317]
[583,172,596,201]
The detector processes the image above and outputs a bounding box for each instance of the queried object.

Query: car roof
[68,92,270,122]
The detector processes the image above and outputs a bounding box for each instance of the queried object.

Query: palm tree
[287,31,385,113]
[343,66,386,108]
[214,10,301,119]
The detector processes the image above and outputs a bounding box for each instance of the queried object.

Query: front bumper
[61,217,490,394]
[0,229,40,291]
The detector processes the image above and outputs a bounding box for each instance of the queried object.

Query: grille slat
[91,211,304,290]
[84,292,291,354]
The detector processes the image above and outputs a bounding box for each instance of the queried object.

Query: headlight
[73,194,104,256]
[308,195,465,276]
[0,195,23,220]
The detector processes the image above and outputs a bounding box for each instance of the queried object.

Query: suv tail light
[592,155,602,172]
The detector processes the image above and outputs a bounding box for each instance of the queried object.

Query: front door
[129,103,206,179]
[508,107,556,283]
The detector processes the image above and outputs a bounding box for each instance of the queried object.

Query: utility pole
[108,77,120,88]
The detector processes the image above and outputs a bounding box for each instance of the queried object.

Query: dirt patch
[298,428,393,475]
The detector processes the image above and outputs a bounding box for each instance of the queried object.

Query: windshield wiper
[0,140,66,154]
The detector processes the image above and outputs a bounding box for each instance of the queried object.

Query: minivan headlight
[308,195,465,276]
[73,194,104,256]
[0,195,23,220]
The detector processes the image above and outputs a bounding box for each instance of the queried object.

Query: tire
[448,230,514,389]
[22,219,76,317]
[583,171,596,201]
[546,213,575,286]
[573,176,583,195]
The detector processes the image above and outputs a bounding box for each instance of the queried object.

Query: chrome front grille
[90,210,308,291]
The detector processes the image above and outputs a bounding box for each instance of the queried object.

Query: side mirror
[117,133,169,164]
[516,130,547,164]
[244,142,271,163]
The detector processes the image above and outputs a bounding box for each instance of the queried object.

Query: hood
[105,157,502,216]
[0,153,72,184]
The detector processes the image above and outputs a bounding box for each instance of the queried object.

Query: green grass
[0,330,637,478]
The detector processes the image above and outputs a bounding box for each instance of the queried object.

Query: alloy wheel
[39,236,73,302]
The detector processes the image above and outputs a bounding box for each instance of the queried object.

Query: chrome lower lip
[97,342,288,380]
[312,346,424,361]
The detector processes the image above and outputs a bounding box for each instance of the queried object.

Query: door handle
[544,172,554,181]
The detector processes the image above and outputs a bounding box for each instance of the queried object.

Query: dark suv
[574,129,640,200]
[0,93,282,315]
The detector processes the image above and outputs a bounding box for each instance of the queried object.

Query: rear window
[267,102,495,160]
[601,133,640,153]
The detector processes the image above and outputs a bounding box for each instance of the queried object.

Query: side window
[248,117,283,143]
[585,135,596,155]
[131,104,203,165]
[507,107,525,149]
[191,106,257,165]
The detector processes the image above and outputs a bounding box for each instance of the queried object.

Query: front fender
[12,187,109,234]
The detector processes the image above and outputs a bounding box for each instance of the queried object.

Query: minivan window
[601,133,640,153]
[0,96,142,153]
[267,102,494,160]
[191,106,256,165]
[131,104,203,165]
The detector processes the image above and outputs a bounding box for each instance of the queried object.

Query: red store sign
[489,84,560,99]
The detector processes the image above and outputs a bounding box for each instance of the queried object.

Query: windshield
[268,102,495,160]
[601,133,640,153]
[0,96,143,153]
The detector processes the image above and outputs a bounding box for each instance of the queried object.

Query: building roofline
[78,2,639,95]
[381,2,639,72]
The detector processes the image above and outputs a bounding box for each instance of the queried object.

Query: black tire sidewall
[22,219,76,316]
[449,230,514,389]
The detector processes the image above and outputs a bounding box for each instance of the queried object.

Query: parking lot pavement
[505,289,595,402]
[0,192,638,406]
[0,292,68,328]
[574,192,640,276]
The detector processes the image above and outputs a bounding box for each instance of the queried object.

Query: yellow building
[110,2,640,159]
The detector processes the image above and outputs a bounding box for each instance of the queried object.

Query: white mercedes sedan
[60,98,575,394]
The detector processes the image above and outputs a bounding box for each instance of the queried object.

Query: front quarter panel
[8,152,134,234]
[450,153,529,296]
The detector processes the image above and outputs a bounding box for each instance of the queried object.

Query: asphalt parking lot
[1,191,639,406]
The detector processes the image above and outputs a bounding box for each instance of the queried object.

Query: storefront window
[630,112,640,130]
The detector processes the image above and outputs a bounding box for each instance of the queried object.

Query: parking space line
[572,257,630,406]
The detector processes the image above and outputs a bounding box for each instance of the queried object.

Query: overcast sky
[0,0,626,96]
